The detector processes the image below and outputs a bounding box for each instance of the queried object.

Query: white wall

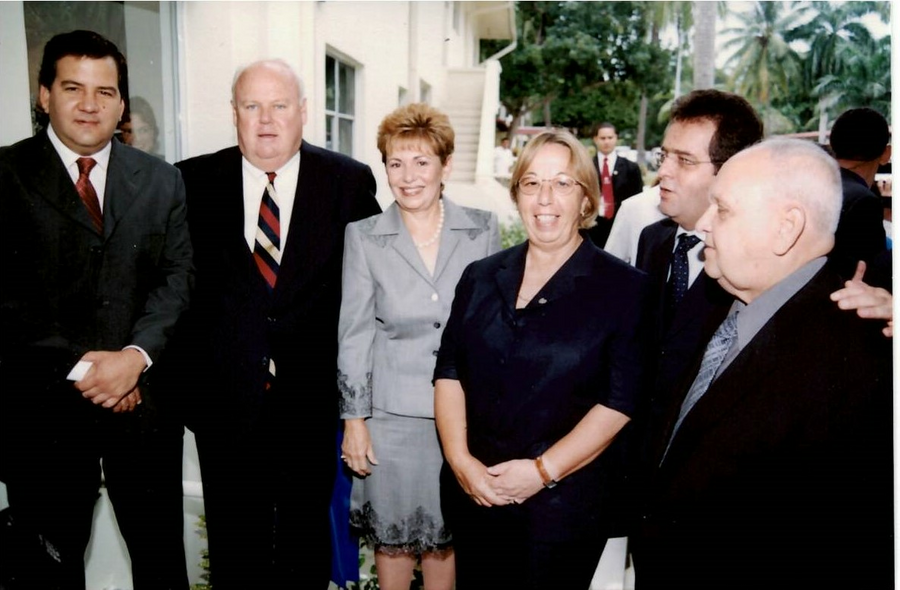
[177,1,309,159]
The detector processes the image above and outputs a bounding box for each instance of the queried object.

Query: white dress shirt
[47,124,112,209]
[242,152,301,251]
[672,226,705,288]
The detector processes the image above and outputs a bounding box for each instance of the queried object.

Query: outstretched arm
[831,261,893,337]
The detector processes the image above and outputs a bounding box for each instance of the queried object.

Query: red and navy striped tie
[253,171,280,292]
[254,171,280,388]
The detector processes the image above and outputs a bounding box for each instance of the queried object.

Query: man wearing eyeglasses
[634,90,763,417]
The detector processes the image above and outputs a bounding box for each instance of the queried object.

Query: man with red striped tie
[173,59,380,589]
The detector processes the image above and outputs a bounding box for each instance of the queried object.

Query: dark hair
[829,107,890,161]
[595,122,617,136]
[36,30,128,126]
[670,89,763,172]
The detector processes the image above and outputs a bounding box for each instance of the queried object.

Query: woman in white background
[338,103,500,590]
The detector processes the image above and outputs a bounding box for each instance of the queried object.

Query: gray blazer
[338,197,500,419]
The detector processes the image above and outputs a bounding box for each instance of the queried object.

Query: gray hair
[231,59,305,104]
[740,138,842,235]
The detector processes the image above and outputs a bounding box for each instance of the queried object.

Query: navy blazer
[635,219,732,409]
[0,131,193,382]
[636,264,893,589]
[338,198,499,419]
[173,141,380,439]
[435,237,652,538]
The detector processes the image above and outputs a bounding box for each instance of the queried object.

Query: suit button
[433,322,441,329]
[267,316,276,324]
[431,292,439,302]
[261,356,269,367]
[432,350,439,357]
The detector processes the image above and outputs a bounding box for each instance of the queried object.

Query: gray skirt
[349,409,451,554]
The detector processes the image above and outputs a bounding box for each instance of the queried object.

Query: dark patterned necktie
[75,157,103,232]
[253,171,280,292]
[665,233,701,319]
[662,310,739,462]
[253,171,279,387]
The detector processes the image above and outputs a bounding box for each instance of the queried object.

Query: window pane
[338,62,355,115]
[325,114,334,151]
[23,2,174,160]
[325,55,336,111]
[338,118,353,157]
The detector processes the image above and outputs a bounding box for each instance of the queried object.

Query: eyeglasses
[517,174,585,196]
[656,150,721,169]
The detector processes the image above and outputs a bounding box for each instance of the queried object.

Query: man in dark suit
[828,107,889,278]
[173,59,380,589]
[635,90,763,417]
[635,138,892,589]
[587,122,643,247]
[0,31,192,588]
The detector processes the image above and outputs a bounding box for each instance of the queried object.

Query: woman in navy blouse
[434,129,652,589]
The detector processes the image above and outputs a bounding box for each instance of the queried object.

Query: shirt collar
[241,151,301,181]
[730,256,827,351]
[674,225,704,246]
[47,123,113,172]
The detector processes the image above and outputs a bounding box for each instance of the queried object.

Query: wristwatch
[535,455,558,489]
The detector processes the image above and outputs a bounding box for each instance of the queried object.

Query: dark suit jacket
[173,141,379,452]
[0,131,193,390]
[594,154,644,207]
[831,167,886,277]
[589,155,644,248]
[635,219,732,411]
[635,264,893,589]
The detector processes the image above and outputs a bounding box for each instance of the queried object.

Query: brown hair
[510,129,600,229]
[377,103,455,165]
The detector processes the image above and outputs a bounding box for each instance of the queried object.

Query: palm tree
[790,1,889,140]
[692,1,716,90]
[636,2,691,165]
[721,1,806,129]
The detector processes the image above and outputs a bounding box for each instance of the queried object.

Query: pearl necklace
[415,199,445,249]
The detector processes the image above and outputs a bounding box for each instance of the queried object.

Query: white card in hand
[67,360,93,381]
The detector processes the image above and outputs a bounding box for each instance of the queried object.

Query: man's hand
[74,349,147,409]
[112,386,143,413]
[831,261,893,337]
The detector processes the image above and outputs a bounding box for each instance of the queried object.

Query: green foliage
[500,1,672,144]
[721,1,891,132]
[501,219,527,250]
[190,515,211,590]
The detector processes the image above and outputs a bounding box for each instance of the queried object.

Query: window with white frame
[325,54,356,157]
[20,1,179,161]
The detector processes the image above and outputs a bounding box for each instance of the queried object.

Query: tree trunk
[543,98,552,127]
[692,1,716,90]
[674,18,684,98]
[636,92,648,166]
[817,99,829,145]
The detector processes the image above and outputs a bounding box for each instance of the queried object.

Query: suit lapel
[25,133,100,235]
[275,146,314,296]
[433,199,478,283]
[372,203,435,285]
[104,141,140,240]
[660,267,833,470]
[648,223,677,332]
[494,243,527,315]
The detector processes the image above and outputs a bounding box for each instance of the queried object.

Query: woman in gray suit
[337,103,500,590]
